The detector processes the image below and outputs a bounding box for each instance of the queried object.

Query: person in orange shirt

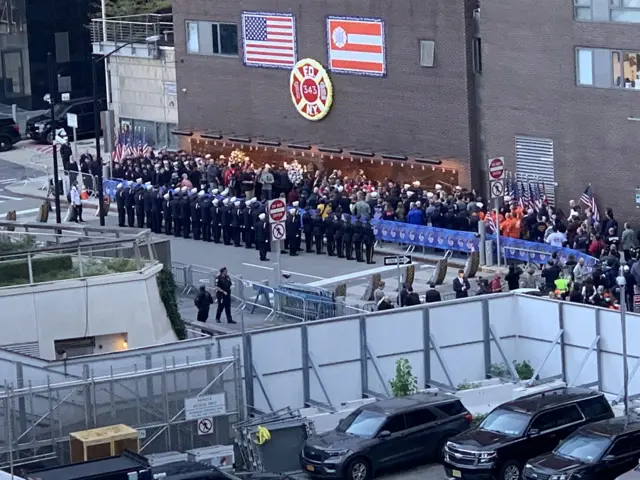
[501,213,516,237]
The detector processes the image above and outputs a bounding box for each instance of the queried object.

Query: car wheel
[0,136,11,152]
[346,457,371,480]
[46,130,53,144]
[499,460,521,480]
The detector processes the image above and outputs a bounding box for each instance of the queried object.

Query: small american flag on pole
[580,184,600,222]
[242,12,296,69]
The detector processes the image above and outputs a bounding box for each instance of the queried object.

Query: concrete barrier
[464,251,480,278]
[361,272,382,301]
[428,259,448,285]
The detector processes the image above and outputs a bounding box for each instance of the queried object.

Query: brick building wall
[172,0,480,188]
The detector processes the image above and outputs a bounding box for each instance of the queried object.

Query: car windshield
[336,409,386,439]
[554,433,611,464]
[479,408,531,437]
[43,103,70,119]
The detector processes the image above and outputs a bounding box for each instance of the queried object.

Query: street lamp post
[92,35,161,226]
[47,52,62,227]
[617,267,629,416]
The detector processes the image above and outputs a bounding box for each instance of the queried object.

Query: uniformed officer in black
[251,203,262,251]
[143,184,153,229]
[163,192,172,235]
[343,215,354,260]
[232,200,242,247]
[212,199,222,243]
[201,194,212,242]
[125,182,135,228]
[324,213,336,256]
[353,217,364,262]
[134,182,145,228]
[256,213,269,261]
[151,186,162,233]
[221,198,232,245]
[115,183,126,227]
[334,214,345,258]
[302,208,313,253]
[180,189,192,239]
[286,207,301,256]
[243,200,254,248]
[312,210,325,255]
[171,190,182,237]
[191,190,203,240]
[363,218,376,264]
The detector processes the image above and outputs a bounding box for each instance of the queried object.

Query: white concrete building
[91,15,180,150]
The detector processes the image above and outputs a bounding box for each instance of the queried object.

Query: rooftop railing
[0,222,158,288]
[91,14,174,46]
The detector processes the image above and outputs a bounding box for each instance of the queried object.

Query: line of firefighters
[114,182,377,263]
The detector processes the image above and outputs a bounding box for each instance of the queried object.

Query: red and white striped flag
[327,17,386,76]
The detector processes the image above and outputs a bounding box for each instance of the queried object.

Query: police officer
[191,190,203,241]
[212,198,222,244]
[324,213,336,256]
[125,182,135,228]
[312,210,324,255]
[335,214,345,258]
[344,215,354,260]
[163,192,172,235]
[115,183,126,228]
[143,183,153,229]
[363,218,376,264]
[286,208,301,256]
[256,212,269,261]
[302,208,313,253]
[134,181,145,228]
[201,193,212,242]
[181,188,193,239]
[221,198,232,245]
[171,191,181,237]
[232,200,242,247]
[353,217,364,263]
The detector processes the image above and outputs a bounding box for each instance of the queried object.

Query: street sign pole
[397,256,402,305]
[494,197,501,268]
[267,199,286,287]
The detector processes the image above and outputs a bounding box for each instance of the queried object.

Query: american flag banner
[516,179,526,208]
[580,184,600,222]
[486,214,498,234]
[506,172,517,200]
[326,16,386,76]
[241,12,297,69]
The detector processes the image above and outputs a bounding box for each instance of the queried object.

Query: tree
[389,358,418,397]
[92,0,171,18]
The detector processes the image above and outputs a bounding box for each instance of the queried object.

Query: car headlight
[478,451,496,463]
[326,449,349,457]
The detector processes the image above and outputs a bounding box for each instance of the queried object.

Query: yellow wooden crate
[69,424,140,463]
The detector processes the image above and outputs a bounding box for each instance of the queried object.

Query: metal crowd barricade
[63,170,99,198]
[273,282,344,322]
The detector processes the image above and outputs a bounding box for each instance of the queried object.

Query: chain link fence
[0,347,243,469]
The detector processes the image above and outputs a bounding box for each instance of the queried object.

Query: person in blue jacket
[406,201,425,225]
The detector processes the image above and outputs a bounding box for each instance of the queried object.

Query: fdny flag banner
[241,12,297,69]
[326,16,386,76]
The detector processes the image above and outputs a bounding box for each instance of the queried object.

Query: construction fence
[0,348,244,469]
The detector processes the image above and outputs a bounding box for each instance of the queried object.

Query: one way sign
[383,255,412,266]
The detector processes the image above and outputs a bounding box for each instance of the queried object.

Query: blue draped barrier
[371,219,598,268]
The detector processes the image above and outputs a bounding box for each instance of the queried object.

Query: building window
[419,40,435,67]
[576,48,594,85]
[185,21,238,56]
[612,50,640,88]
[610,0,640,22]
[186,21,199,53]
[55,32,70,64]
[574,0,593,20]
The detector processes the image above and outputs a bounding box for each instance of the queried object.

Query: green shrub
[0,235,36,255]
[457,381,482,390]
[156,267,186,340]
[0,255,73,285]
[489,360,535,381]
[389,358,418,397]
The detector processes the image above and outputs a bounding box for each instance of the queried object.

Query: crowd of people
[97,148,640,311]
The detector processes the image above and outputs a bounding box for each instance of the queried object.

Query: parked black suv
[443,388,614,480]
[0,115,21,151]
[25,97,107,144]
[301,393,472,480]
[524,415,640,480]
